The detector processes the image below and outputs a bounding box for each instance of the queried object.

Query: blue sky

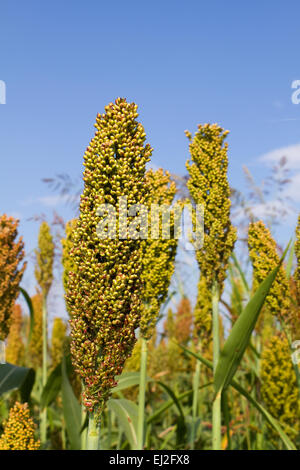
[1,1,300,307]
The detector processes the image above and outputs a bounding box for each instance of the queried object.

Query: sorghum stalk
[212,281,221,450]
[35,221,54,445]
[137,169,178,450]
[137,336,147,450]
[186,124,236,450]
[87,412,101,450]
[66,98,152,449]
[191,359,201,449]
[81,403,87,450]
[42,296,47,439]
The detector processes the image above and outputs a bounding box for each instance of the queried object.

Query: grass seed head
[248,220,290,326]
[139,169,178,339]
[0,215,26,341]
[34,221,54,298]
[186,124,236,340]
[66,98,152,413]
[0,402,40,450]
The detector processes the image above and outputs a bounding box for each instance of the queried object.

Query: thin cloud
[259,143,300,169]
[21,194,73,207]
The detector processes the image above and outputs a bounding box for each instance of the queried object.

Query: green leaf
[41,355,74,409]
[41,362,62,409]
[61,355,81,450]
[20,368,35,402]
[285,240,295,278]
[108,398,138,449]
[0,362,35,399]
[231,252,250,294]
[231,377,296,450]
[19,287,34,345]
[215,245,289,395]
[147,382,212,424]
[113,372,151,393]
[156,381,185,422]
[178,344,296,450]
[156,381,187,446]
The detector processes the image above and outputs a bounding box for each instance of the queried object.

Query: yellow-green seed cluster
[28,293,43,369]
[66,98,152,413]
[173,297,192,345]
[248,221,290,324]
[51,317,67,369]
[0,215,26,341]
[0,402,40,450]
[35,221,54,297]
[61,219,78,316]
[185,124,236,338]
[295,214,300,300]
[140,169,178,339]
[5,304,25,366]
[193,277,212,345]
[261,334,300,445]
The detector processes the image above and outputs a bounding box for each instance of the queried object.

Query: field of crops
[0,97,299,451]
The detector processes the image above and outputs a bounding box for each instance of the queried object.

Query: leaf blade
[178,344,296,450]
[0,362,35,399]
[215,246,289,394]
[108,398,138,449]
[61,355,81,450]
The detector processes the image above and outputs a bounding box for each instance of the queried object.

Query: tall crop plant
[66,98,152,449]
[137,168,178,449]
[186,124,236,449]
[35,221,54,445]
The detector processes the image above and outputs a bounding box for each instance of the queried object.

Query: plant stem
[81,402,87,450]
[106,408,112,450]
[212,280,221,450]
[137,336,148,450]
[87,412,101,450]
[40,295,47,444]
[190,346,201,449]
[61,418,66,450]
[221,390,231,450]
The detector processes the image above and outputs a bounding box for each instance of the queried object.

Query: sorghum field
[0,97,299,451]
[1,2,300,454]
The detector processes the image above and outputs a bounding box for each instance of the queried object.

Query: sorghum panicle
[295,214,300,300]
[61,219,78,315]
[28,293,43,369]
[248,221,290,326]
[0,402,40,450]
[261,334,300,445]
[51,317,67,369]
[185,124,236,339]
[5,304,25,366]
[140,169,178,340]
[0,215,26,341]
[34,221,54,297]
[66,98,152,413]
[287,215,300,339]
[173,297,192,345]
